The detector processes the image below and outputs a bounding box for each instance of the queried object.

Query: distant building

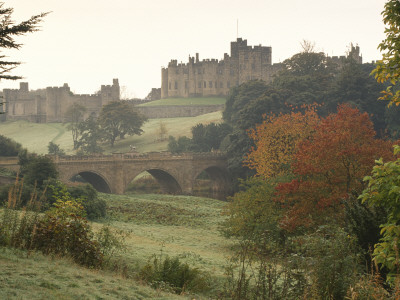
[1,79,120,123]
[161,38,363,99]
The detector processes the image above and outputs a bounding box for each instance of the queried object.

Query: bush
[32,196,103,267]
[0,178,41,248]
[139,254,210,294]
[67,184,106,220]
[0,135,23,156]
[20,155,58,188]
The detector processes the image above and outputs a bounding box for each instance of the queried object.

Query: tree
[0,134,22,156]
[157,121,168,141]
[371,0,400,106]
[245,104,319,179]
[98,101,147,147]
[191,123,232,152]
[275,104,394,232]
[47,141,65,156]
[167,136,191,154]
[77,115,103,154]
[359,146,400,284]
[64,103,87,149]
[21,155,58,188]
[0,4,48,80]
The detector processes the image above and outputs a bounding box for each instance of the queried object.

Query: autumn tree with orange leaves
[274,104,394,232]
[245,104,320,179]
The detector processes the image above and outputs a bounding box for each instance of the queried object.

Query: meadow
[0,111,223,155]
[0,193,232,299]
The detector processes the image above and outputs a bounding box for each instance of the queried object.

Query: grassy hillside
[0,247,182,300]
[0,111,223,155]
[0,193,231,299]
[98,193,231,277]
[138,97,225,107]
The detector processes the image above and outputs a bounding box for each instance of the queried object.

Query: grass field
[0,247,183,300]
[0,193,232,299]
[0,111,223,155]
[138,97,226,107]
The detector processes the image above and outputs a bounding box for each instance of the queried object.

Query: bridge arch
[68,171,112,194]
[125,167,182,194]
[193,165,231,199]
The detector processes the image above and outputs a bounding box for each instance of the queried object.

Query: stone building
[161,38,283,99]
[2,79,120,123]
[161,38,363,99]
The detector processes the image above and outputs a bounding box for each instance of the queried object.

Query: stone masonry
[1,79,120,123]
[161,38,362,98]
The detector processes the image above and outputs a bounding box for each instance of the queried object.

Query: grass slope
[138,97,226,107]
[0,193,231,299]
[0,247,182,300]
[0,111,223,155]
[98,193,231,277]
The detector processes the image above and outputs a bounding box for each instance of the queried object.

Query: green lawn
[0,193,232,299]
[138,97,226,107]
[0,111,223,155]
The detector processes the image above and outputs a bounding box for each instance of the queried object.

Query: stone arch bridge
[0,153,231,196]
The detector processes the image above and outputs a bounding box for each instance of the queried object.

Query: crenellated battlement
[2,79,120,123]
[161,38,363,99]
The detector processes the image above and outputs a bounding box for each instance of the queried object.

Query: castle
[161,38,362,98]
[0,38,363,123]
[1,79,120,123]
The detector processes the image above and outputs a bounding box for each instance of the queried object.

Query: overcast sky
[1,0,388,98]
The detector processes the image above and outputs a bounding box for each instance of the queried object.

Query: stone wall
[3,79,120,123]
[161,38,281,99]
[135,104,224,119]
[161,38,363,99]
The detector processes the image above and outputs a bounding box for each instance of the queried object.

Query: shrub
[139,254,210,294]
[220,240,306,300]
[0,177,41,249]
[32,196,103,267]
[67,184,106,220]
[0,135,23,156]
[20,155,58,188]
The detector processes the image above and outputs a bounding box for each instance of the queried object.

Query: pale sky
[1,0,388,98]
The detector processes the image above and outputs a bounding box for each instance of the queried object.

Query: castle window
[169,82,171,90]
[215,81,217,88]
[252,63,255,70]
[198,69,202,74]
[183,69,188,74]
[227,81,231,88]
[220,82,223,88]
[209,81,213,88]
[230,70,235,76]
[175,81,178,89]
[185,81,188,89]
[204,81,206,88]
[175,69,179,74]
[198,82,202,88]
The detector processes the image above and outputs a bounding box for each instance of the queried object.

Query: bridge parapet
[52,152,227,163]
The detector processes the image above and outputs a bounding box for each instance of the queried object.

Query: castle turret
[101,78,120,105]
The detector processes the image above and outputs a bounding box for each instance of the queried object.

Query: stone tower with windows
[161,38,282,98]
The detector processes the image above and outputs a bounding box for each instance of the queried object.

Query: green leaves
[359,148,400,284]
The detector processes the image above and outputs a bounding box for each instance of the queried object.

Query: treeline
[169,48,400,187]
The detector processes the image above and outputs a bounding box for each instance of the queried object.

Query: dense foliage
[99,101,148,147]
[0,134,23,156]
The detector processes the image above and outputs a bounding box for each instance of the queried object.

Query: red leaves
[255,104,395,232]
